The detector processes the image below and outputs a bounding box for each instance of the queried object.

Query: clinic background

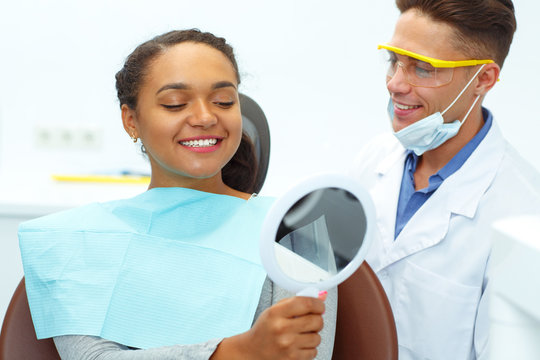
[0,0,538,324]
[0,0,538,197]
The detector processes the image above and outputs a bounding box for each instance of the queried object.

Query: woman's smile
[179,136,223,153]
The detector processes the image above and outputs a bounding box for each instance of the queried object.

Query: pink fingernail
[318,290,327,296]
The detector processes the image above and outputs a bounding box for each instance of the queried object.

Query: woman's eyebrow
[212,81,237,90]
[156,82,189,95]
[156,81,236,95]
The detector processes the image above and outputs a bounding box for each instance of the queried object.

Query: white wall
[1,0,537,197]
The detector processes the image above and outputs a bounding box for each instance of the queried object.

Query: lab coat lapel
[367,146,407,272]
[386,122,506,267]
[391,184,452,262]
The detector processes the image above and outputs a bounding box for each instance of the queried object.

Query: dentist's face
[386,9,478,132]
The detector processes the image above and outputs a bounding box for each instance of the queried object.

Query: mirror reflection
[274,187,367,284]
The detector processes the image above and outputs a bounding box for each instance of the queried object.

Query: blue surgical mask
[388,64,485,156]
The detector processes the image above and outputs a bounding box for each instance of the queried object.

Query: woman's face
[123,42,242,189]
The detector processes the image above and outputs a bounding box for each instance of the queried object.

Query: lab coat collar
[375,140,407,176]
[369,121,506,270]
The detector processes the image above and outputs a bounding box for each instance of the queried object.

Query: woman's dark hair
[115,29,258,193]
[221,132,257,193]
[396,0,516,68]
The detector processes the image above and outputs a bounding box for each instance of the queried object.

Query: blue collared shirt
[394,107,493,239]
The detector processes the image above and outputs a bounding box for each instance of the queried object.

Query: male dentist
[351,1,540,359]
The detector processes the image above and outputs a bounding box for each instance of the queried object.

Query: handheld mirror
[260,173,375,298]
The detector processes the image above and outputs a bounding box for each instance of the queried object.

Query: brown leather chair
[0,278,60,360]
[332,261,398,360]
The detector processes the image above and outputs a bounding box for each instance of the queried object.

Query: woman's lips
[180,138,218,147]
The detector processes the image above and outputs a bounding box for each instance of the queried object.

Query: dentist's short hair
[395,0,516,68]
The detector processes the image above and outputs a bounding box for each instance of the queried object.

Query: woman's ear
[475,63,500,96]
[121,104,139,140]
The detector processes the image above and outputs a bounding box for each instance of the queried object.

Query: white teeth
[395,103,420,110]
[180,138,218,147]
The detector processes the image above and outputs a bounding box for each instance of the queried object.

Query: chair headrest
[239,93,271,194]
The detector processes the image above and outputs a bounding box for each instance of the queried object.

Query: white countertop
[0,172,149,217]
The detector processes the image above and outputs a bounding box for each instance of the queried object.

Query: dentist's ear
[474,63,500,96]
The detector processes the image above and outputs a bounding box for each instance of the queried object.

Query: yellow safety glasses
[378,44,494,88]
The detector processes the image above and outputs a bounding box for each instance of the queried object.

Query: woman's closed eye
[161,103,187,110]
[214,101,234,108]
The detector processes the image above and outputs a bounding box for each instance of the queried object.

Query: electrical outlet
[73,125,103,149]
[34,124,103,150]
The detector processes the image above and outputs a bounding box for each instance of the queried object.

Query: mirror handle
[296,286,320,298]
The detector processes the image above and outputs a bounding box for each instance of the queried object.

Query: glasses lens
[408,60,453,87]
[379,50,397,78]
[381,50,397,76]
[382,51,455,87]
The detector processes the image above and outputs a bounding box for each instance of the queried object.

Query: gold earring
[130,133,138,143]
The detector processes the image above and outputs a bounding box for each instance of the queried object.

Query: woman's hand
[211,293,327,360]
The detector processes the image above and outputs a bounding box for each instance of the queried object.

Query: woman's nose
[189,100,218,128]
[386,64,411,94]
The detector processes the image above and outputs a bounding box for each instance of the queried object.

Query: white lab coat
[351,120,540,360]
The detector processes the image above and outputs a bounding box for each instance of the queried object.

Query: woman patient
[18,29,336,359]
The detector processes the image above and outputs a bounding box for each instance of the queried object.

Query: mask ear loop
[441,64,486,119]
[460,93,482,126]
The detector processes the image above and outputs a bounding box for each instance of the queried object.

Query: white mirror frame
[260,173,376,296]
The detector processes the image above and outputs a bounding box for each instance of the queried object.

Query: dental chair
[0,278,60,360]
[240,93,271,193]
[332,261,398,360]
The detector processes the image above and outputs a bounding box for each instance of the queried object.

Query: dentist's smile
[395,102,421,110]
[392,100,422,120]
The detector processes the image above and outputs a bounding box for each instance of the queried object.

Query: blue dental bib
[19,187,274,349]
